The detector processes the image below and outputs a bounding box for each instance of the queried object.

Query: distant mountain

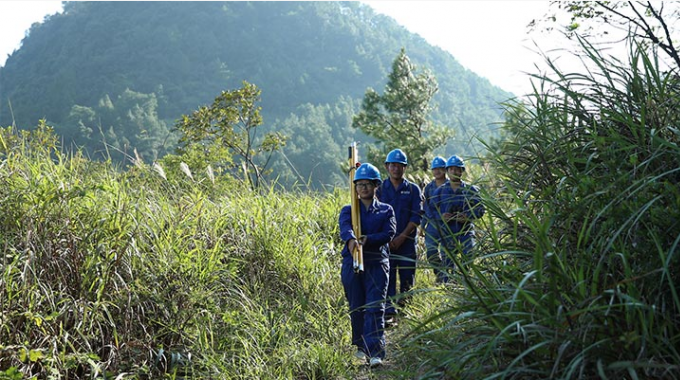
[0,1,512,188]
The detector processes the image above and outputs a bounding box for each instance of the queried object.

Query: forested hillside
[2,2,679,379]
[0,1,511,188]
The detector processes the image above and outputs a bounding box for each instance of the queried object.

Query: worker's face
[432,167,446,180]
[447,166,464,182]
[355,181,376,199]
[386,162,406,180]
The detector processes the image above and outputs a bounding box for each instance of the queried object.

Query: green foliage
[540,2,680,70]
[402,30,680,380]
[0,120,58,160]
[0,124,358,379]
[0,367,23,380]
[0,2,510,187]
[8,24,680,378]
[176,81,287,190]
[271,96,363,190]
[59,89,175,163]
[352,49,455,174]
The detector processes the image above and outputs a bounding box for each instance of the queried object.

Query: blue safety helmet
[354,163,382,184]
[446,155,465,170]
[431,156,446,169]
[385,149,408,165]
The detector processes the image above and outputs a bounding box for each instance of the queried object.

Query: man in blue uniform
[339,163,397,367]
[421,156,449,283]
[376,149,423,325]
[432,155,485,278]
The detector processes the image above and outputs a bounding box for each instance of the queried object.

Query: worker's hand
[389,234,405,251]
[444,212,467,223]
[348,239,358,253]
[452,212,468,222]
[348,236,366,252]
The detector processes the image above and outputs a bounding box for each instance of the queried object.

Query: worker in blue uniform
[339,162,397,367]
[376,149,423,325]
[421,156,449,283]
[432,155,485,278]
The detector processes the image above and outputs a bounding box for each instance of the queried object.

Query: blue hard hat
[385,149,408,165]
[446,155,465,169]
[431,156,446,169]
[354,163,382,183]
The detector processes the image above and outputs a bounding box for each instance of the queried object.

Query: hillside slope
[0,1,511,187]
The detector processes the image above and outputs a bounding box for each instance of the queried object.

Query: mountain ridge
[0,1,511,188]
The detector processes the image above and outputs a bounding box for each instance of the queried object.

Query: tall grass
[398,38,680,379]
[4,33,680,380]
[0,123,356,379]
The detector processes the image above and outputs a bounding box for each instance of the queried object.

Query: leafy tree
[272,99,361,190]
[416,7,680,378]
[0,2,510,186]
[176,81,287,190]
[60,89,173,163]
[537,1,680,70]
[351,48,454,174]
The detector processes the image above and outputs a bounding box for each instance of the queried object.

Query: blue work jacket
[421,179,443,229]
[432,180,485,236]
[375,178,422,254]
[339,198,396,263]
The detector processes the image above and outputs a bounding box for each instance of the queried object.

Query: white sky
[365,1,555,96]
[0,1,561,96]
[0,1,64,63]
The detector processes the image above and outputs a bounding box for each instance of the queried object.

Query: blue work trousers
[424,223,448,283]
[385,252,416,315]
[341,257,389,359]
[441,230,476,273]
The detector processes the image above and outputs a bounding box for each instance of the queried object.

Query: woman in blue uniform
[339,163,397,367]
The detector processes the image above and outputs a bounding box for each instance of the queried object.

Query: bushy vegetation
[397,34,680,379]
[0,123,358,379]
[0,2,509,189]
[3,3,680,379]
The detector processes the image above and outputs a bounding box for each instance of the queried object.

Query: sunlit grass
[0,125,357,379]
[4,29,680,379]
[396,36,680,379]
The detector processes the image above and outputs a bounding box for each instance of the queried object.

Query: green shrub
[0,125,354,379]
[403,37,680,379]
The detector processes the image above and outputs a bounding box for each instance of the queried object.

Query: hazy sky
[0,1,559,96]
[365,1,555,96]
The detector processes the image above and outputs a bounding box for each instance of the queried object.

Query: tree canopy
[0,1,512,189]
[352,49,454,174]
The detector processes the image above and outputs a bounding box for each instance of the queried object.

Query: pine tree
[351,48,454,173]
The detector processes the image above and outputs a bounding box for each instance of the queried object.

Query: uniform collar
[385,177,411,190]
[449,180,468,188]
[363,198,382,212]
